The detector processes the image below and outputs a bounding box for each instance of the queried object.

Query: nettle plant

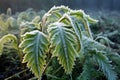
[0,6,118,80]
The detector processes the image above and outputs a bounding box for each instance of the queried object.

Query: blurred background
[0,0,120,13]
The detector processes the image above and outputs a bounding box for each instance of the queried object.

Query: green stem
[4,69,28,80]
[46,74,61,79]
[70,73,73,80]
[53,66,62,75]
[42,57,53,75]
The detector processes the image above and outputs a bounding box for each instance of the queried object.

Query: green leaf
[42,5,70,27]
[48,22,77,74]
[0,18,9,31]
[70,10,98,24]
[82,36,106,52]
[47,5,70,14]
[93,50,117,80]
[19,30,49,79]
[59,14,82,53]
[82,36,117,80]
[0,34,18,55]
[77,59,93,80]
[70,10,96,39]
[86,15,98,24]
[7,17,18,28]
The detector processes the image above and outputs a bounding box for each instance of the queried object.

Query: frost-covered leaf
[58,14,82,53]
[93,50,117,80]
[19,30,49,79]
[82,36,106,52]
[0,34,18,55]
[81,36,117,80]
[77,59,95,80]
[70,10,98,39]
[48,22,78,74]
[42,5,70,27]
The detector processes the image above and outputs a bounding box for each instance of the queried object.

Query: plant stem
[42,57,53,75]
[70,73,73,80]
[46,74,61,79]
[53,66,62,75]
[4,69,29,80]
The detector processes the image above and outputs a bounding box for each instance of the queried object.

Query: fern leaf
[93,50,117,80]
[0,34,18,55]
[48,22,78,74]
[19,30,49,79]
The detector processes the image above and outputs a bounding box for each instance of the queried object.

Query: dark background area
[0,0,120,13]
